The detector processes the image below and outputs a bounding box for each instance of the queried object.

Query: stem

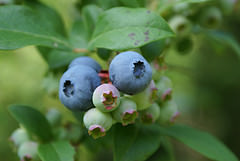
[73,48,90,53]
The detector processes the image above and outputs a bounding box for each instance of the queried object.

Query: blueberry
[18,141,39,161]
[141,103,160,124]
[83,108,113,139]
[112,97,138,126]
[59,65,101,111]
[159,100,180,124]
[45,108,62,127]
[132,80,158,110]
[168,15,191,35]
[109,51,152,95]
[156,76,173,103]
[200,7,222,28]
[10,128,30,148]
[68,56,102,73]
[92,84,120,112]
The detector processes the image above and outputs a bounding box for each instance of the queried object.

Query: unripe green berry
[220,0,236,14]
[168,15,191,35]
[83,108,113,139]
[93,84,120,112]
[131,80,158,111]
[18,141,39,161]
[200,7,222,28]
[156,76,173,103]
[10,128,30,148]
[112,98,138,126]
[159,100,180,124]
[175,36,194,54]
[141,103,160,124]
[46,108,62,127]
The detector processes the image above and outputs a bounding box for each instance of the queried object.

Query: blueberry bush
[2,0,240,161]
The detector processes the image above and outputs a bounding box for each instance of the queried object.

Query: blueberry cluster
[10,128,39,161]
[59,51,179,139]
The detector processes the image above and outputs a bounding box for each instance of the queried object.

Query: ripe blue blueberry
[109,51,152,95]
[59,65,101,111]
[92,84,120,112]
[83,108,113,139]
[68,56,102,73]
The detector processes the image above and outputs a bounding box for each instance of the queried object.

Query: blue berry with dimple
[68,56,102,73]
[59,65,101,111]
[109,51,152,95]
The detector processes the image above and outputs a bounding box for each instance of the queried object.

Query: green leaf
[147,137,175,161]
[0,5,71,50]
[89,7,174,51]
[69,18,89,49]
[113,124,161,161]
[157,124,239,161]
[81,5,103,37]
[45,50,84,69]
[38,19,88,69]
[140,39,166,61]
[8,105,53,142]
[38,141,75,161]
[119,0,145,7]
[97,48,112,60]
[207,30,240,58]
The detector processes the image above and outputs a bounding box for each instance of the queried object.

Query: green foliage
[38,141,75,161]
[206,30,240,58]
[118,0,145,7]
[113,124,161,161]
[8,105,53,142]
[0,5,70,50]
[88,7,174,50]
[2,0,240,160]
[157,124,239,161]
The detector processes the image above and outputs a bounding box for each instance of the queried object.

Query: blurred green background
[0,0,240,161]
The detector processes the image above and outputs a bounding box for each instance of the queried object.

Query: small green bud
[18,141,39,161]
[159,100,180,124]
[141,103,160,124]
[112,98,138,126]
[131,80,158,110]
[83,108,113,139]
[46,108,62,127]
[10,128,30,148]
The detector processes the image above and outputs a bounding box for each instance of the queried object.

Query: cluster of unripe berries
[9,109,62,161]
[9,108,83,161]
[59,51,179,139]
